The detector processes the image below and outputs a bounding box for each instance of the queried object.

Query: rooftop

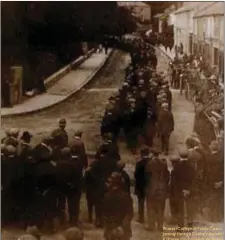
[173,1,215,15]
[194,2,224,18]
[117,1,149,8]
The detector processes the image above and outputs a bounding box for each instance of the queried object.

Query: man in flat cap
[102,172,133,240]
[169,155,180,223]
[145,148,169,231]
[3,128,20,148]
[176,146,196,228]
[208,140,224,222]
[158,102,174,155]
[134,147,150,223]
[51,118,68,149]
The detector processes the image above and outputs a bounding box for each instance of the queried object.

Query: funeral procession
[1,2,224,240]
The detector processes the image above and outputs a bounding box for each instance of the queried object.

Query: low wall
[44,49,95,89]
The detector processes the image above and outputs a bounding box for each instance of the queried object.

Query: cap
[185,137,195,148]
[209,75,216,80]
[210,140,220,152]
[128,98,136,103]
[179,146,189,158]
[74,130,83,137]
[26,226,42,238]
[161,103,169,108]
[4,129,11,136]
[11,128,19,136]
[61,147,71,157]
[111,227,124,240]
[59,118,66,124]
[17,234,37,240]
[191,132,200,139]
[5,145,17,155]
[65,227,84,240]
[170,155,180,162]
[20,131,33,141]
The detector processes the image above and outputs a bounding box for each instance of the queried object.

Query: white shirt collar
[212,151,218,155]
[74,136,81,140]
[180,157,188,161]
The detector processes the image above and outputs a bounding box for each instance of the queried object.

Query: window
[219,51,224,78]
[214,47,219,66]
[213,17,220,38]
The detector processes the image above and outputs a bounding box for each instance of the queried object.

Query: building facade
[193,2,224,79]
[173,2,215,54]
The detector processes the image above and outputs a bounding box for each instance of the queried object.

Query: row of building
[154,2,224,80]
[171,2,224,79]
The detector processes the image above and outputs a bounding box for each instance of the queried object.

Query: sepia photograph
[1,1,224,240]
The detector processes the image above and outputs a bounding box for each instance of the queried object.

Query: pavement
[158,45,175,60]
[1,50,112,117]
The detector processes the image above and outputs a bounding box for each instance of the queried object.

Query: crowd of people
[169,44,223,104]
[1,35,224,240]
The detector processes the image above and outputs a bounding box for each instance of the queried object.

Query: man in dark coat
[162,84,172,111]
[2,145,19,224]
[169,155,180,223]
[18,131,33,162]
[51,118,68,149]
[69,130,88,171]
[35,154,58,232]
[175,146,196,228]
[158,102,174,155]
[116,160,130,194]
[88,146,110,227]
[17,131,37,227]
[84,160,98,223]
[102,172,133,240]
[134,148,149,223]
[56,147,81,226]
[33,136,52,164]
[208,140,224,222]
[145,148,169,231]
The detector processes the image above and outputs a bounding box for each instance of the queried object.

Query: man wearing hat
[65,227,84,240]
[33,135,52,163]
[116,160,130,194]
[176,146,196,228]
[3,128,20,148]
[145,148,169,231]
[134,147,150,223]
[1,129,11,144]
[102,172,133,240]
[17,131,38,227]
[188,136,209,214]
[208,140,224,222]
[163,83,172,111]
[51,118,68,149]
[169,155,180,223]
[158,102,174,155]
[69,130,88,170]
[18,131,33,162]
[2,145,19,224]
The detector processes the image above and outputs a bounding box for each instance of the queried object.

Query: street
[3,47,220,240]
